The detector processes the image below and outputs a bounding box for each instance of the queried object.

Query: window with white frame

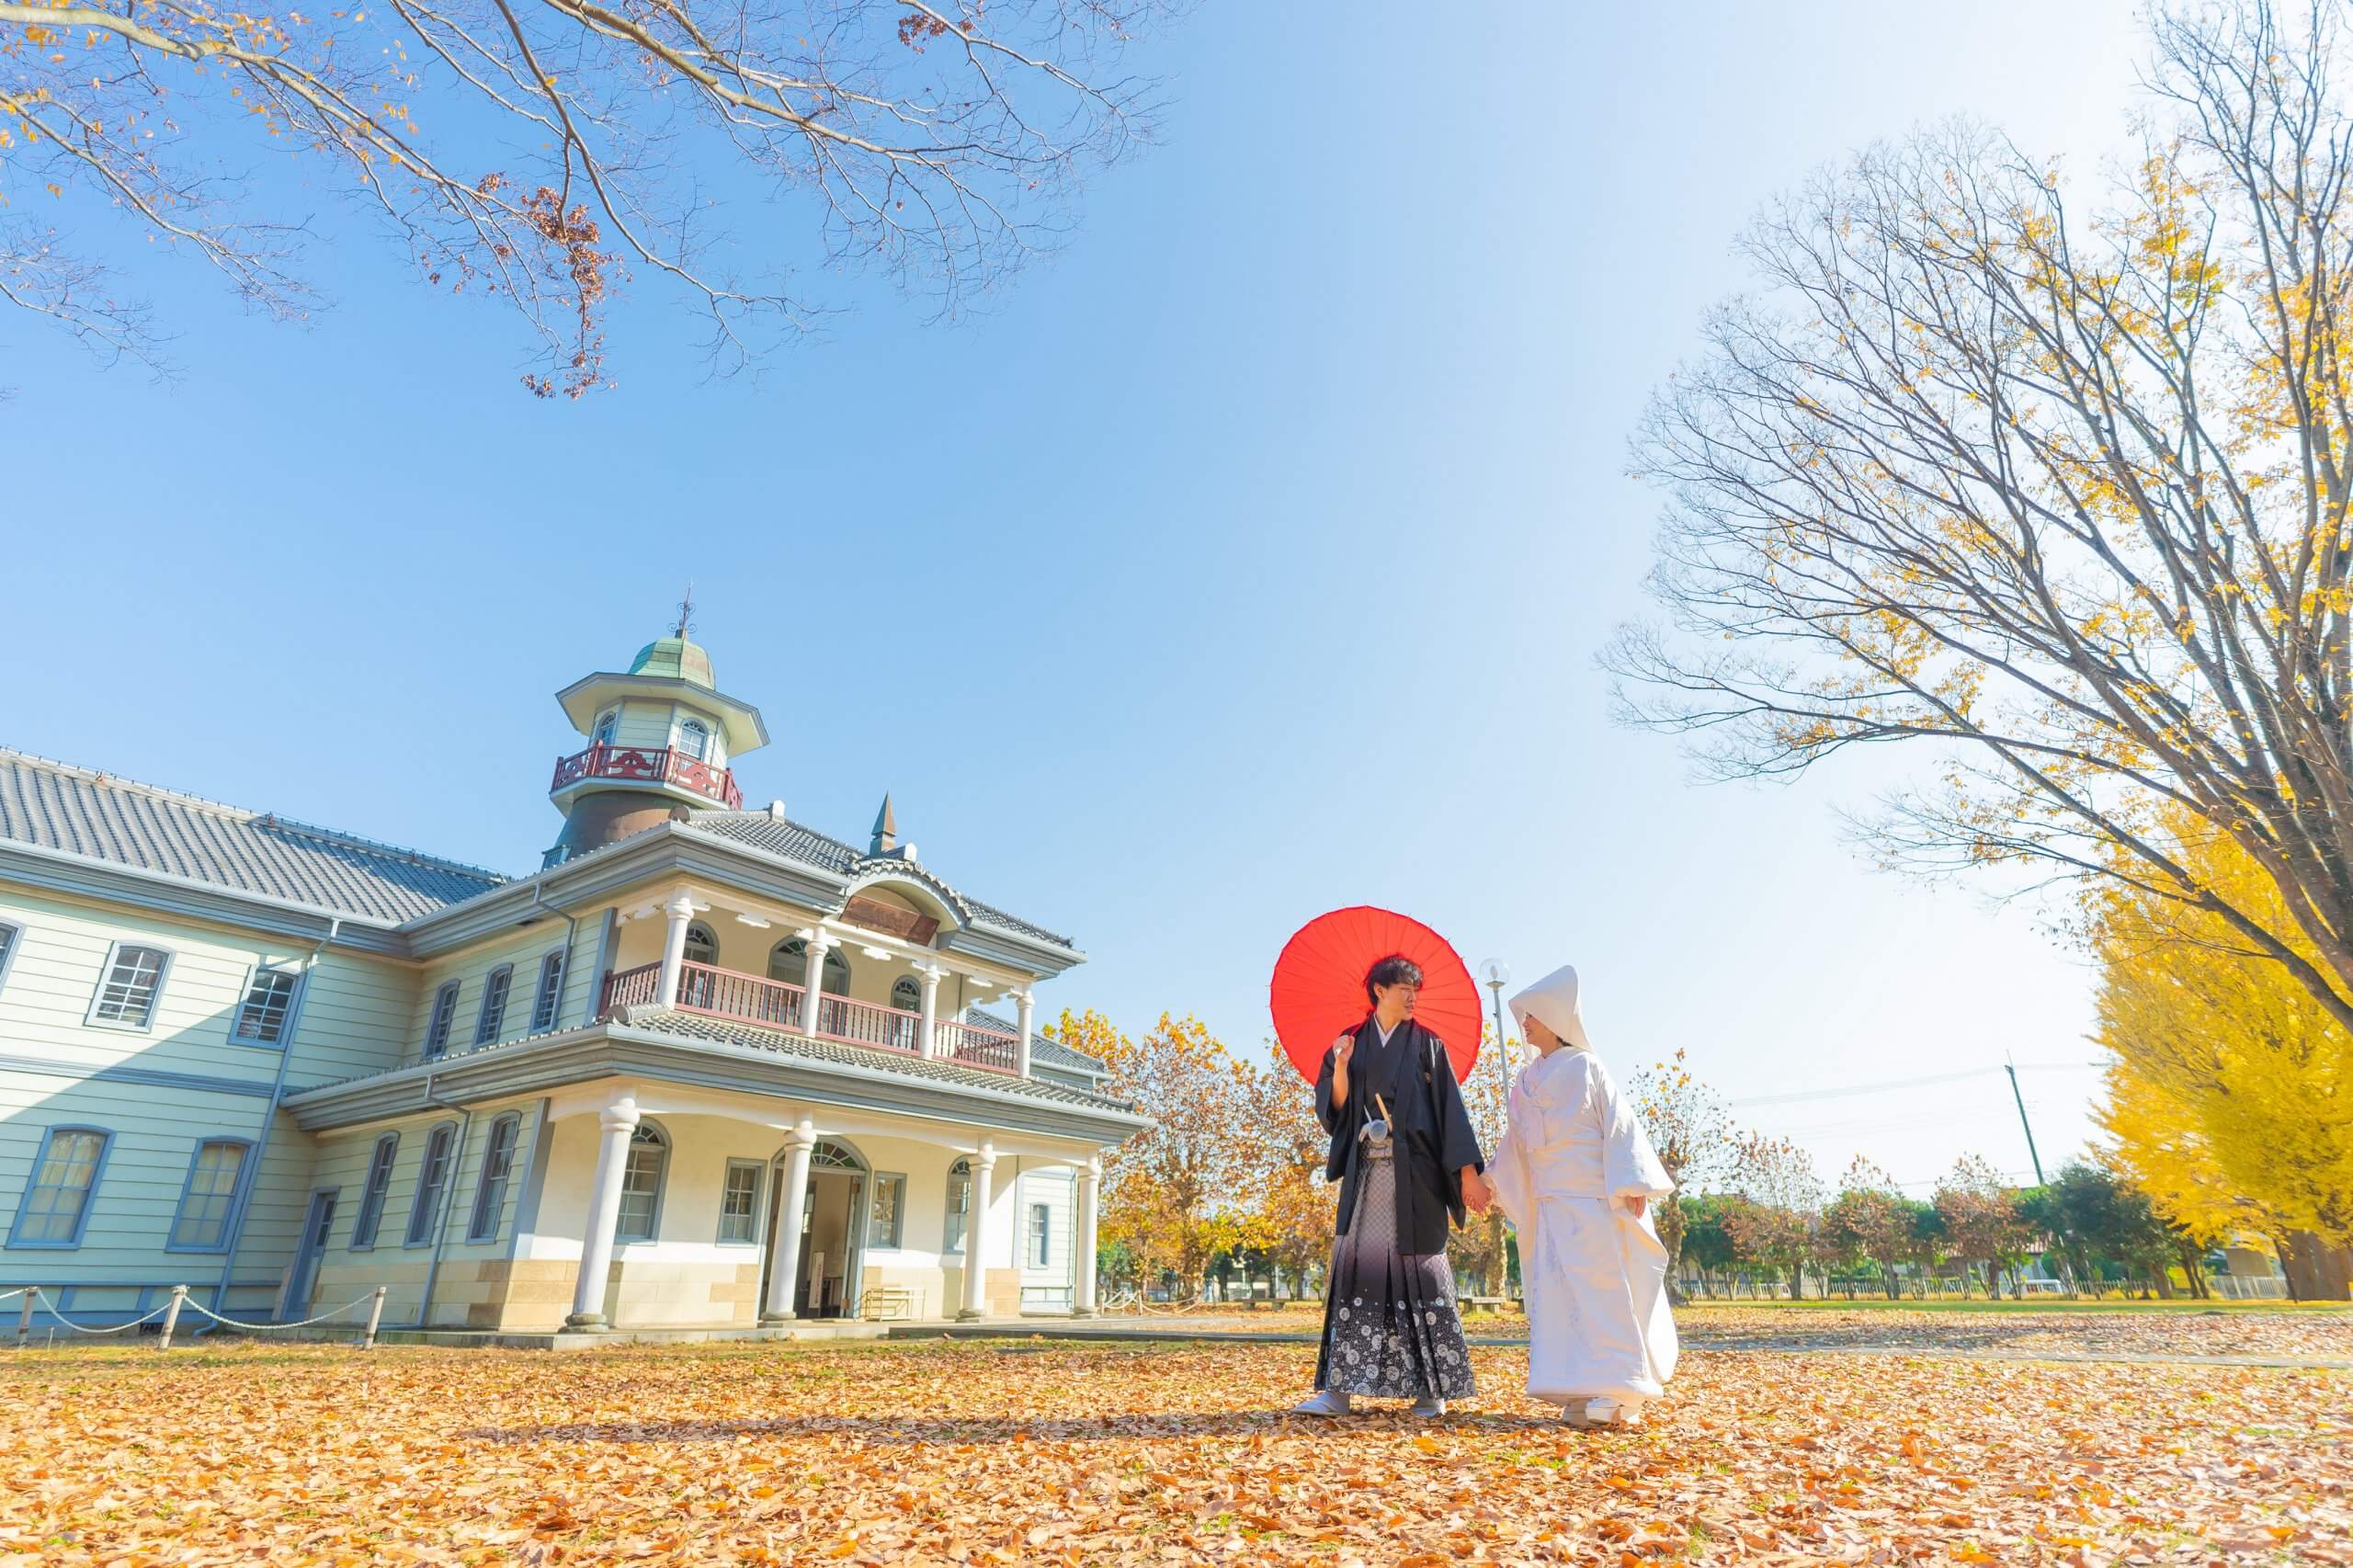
[718,1160,763,1244]
[351,1133,399,1249]
[423,982,460,1058]
[943,1158,972,1254]
[615,1123,667,1242]
[467,1114,521,1242]
[231,967,301,1046]
[867,1174,906,1249]
[474,964,514,1045]
[168,1141,249,1251]
[405,1123,458,1245]
[676,715,711,760]
[593,708,618,747]
[1029,1201,1051,1268]
[683,923,718,968]
[0,921,20,992]
[530,949,566,1032]
[9,1127,108,1246]
[90,944,169,1028]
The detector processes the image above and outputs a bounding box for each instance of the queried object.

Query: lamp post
[1476,958,1512,1065]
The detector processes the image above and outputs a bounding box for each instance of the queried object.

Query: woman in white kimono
[1489,963,1678,1427]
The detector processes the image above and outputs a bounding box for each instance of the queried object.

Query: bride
[1489,963,1678,1426]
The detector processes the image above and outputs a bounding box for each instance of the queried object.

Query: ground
[3,1307,2347,1566]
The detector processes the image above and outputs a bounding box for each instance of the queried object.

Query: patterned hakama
[1313,1131,1474,1401]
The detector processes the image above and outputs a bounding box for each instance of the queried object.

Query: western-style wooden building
[0,633,1142,1340]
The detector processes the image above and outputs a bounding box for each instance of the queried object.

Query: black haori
[1314,1127,1475,1400]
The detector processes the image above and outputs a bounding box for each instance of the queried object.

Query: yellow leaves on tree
[2091,806,2353,1253]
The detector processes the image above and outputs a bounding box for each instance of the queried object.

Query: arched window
[944,1157,972,1254]
[615,1122,668,1242]
[676,716,711,761]
[351,1133,398,1249]
[593,709,618,747]
[405,1122,459,1246]
[768,938,849,994]
[891,976,921,1012]
[683,923,719,967]
[808,1139,863,1171]
[467,1113,522,1242]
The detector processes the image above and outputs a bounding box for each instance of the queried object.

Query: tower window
[676,716,711,761]
[593,709,618,747]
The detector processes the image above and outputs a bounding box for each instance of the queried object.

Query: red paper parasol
[1268,905,1482,1085]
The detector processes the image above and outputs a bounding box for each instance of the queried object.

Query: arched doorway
[758,1137,870,1318]
[769,938,850,994]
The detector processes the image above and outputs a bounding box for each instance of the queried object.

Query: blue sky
[6,1,2153,1193]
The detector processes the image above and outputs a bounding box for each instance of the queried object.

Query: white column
[565,1099,641,1330]
[799,932,834,1037]
[654,892,696,1008]
[1014,990,1036,1078]
[957,1141,997,1320]
[918,964,944,1059]
[1074,1155,1099,1317]
[761,1120,816,1324]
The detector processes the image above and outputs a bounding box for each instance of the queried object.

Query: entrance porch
[511,1079,1103,1335]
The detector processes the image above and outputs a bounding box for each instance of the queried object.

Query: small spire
[673,582,697,642]
[870,793,897,856]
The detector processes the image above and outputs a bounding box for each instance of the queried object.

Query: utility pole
[2005,1057,2046,1185]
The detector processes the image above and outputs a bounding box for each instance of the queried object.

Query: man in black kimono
[1293,953,1489,1418]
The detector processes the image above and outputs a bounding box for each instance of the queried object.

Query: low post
[16,1289,32,1348]
[158,1285,188,1351]
[361,1286,387,1350]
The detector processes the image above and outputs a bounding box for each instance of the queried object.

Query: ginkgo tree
[0,0,1167,391]
[1610,0,2353,1038]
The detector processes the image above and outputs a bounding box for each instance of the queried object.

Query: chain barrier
[27,1288,172,1335]
[8,1284,388,1350]
[183,1293,378,1333]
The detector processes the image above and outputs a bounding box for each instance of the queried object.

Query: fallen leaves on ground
[1189,1303,2353,1359]
[0,1338,2344,1564]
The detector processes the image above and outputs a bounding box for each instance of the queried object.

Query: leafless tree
[1610,0,2353,1032]
[0,0,1170,391]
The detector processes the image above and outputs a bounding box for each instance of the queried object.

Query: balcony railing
[935,1017,1022,1074]
[600,961,662,1015]
[597,960,1018,1074]
[551,743,743,809]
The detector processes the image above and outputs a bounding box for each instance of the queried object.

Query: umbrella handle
[1371,1093,1391,1125]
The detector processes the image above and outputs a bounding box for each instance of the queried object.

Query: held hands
[1460,1166,1492,1214]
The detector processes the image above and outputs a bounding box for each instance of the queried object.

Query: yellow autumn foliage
[2091,809,2353,1246]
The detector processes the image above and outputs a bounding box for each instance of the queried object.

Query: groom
[1293,954,1490,1418]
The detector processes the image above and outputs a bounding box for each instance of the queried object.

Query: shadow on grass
[463,1409,1583,1446]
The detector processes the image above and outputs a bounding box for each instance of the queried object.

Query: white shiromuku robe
[1492,967,1678,1408]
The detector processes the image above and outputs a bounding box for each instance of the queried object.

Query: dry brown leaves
[1206,1304,2353,1360]
[0,1337,2344,1566]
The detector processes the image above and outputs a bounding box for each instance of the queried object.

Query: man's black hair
[1364,953,1425,1006]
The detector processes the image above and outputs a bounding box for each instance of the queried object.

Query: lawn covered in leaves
[2,1337,2345,1565]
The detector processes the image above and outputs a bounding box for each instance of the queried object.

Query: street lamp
[1476,959,1512,1058]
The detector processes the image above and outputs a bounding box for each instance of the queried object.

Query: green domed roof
[629,636,715,689]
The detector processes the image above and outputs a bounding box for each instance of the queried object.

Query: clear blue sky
[6,1,2152,1194]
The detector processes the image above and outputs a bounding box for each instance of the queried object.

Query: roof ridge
[0,746,510,885]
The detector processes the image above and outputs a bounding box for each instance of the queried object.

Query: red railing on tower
[551,744,743,810]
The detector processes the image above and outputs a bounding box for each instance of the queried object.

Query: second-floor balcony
[551,743,743,809]
[597,960,1023,1075]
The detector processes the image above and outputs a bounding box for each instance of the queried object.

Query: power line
[1725,1062,2104,1108]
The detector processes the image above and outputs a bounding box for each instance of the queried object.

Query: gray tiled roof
[0,750,506,924]
[681,810,1075,950]
[966,1006,1106,1077]
[626,1007,1134,1112]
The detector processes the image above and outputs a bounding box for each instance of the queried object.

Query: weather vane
[674,582,696,641]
